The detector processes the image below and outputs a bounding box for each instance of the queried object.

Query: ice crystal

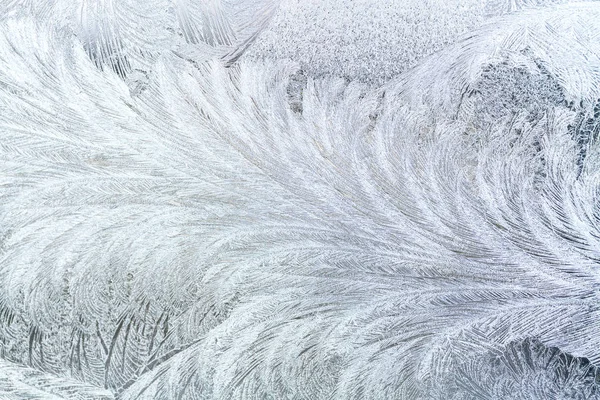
[1,1,600,399]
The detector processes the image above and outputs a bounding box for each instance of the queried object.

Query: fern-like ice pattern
[1,1,600,399]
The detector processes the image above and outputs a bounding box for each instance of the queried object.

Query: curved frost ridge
[382,2,600,120]
[245,0,600,85]
[0,0,280,78]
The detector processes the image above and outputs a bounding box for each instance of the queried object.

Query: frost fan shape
[1,1,600,399]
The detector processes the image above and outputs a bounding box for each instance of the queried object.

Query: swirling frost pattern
[1,0,600,399]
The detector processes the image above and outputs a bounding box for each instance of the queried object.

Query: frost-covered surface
[244,0,600,85]
[1,1,600,399]
[0,359,113,399]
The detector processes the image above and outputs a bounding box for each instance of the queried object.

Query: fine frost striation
[1,1,600,399]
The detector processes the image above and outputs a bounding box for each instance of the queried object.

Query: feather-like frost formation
[1,1,600,399]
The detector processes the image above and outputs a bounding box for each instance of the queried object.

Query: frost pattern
[1,1,600,399]
[245,0,600,85]
[0,0,279,82]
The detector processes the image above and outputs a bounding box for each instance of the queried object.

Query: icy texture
[245,0,600,85]
[1,1,600,399]
[0,0,278,82]
[0,359,113,399]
